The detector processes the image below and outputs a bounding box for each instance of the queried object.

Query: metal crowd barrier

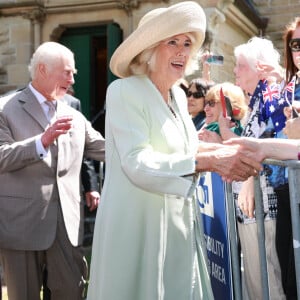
[226,159,300,300]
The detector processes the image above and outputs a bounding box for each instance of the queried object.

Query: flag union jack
[284,76,296,94]
[262,85,280,102]
[283,76,296,105]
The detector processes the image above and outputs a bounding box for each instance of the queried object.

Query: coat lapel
[20,88,49,129]
[140,76,198,154]
[171,87,198,151]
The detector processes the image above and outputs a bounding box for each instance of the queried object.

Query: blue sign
[197,172,233,300]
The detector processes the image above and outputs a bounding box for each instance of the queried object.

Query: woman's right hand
[218,114,237,141]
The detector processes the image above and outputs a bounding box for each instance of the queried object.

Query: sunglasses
[289,38,300,52]
[187,91,204,98]
[204,100,216,107]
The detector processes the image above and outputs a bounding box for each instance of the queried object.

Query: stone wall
[0,0,300,94]
[0,15,32,93]
[0,0,261,94]
[1,0,298,93]
[254,0,300,61]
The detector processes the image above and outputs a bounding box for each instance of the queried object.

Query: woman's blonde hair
[205,82,248,120]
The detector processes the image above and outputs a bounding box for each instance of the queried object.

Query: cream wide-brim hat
[110,1,206,78]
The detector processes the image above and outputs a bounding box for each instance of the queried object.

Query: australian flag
[255,80,287,134]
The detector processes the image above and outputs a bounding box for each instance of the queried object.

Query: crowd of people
[0,1,300,300]
[183,14,300,300]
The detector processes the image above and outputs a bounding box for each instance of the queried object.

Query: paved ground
[2,286,7,300]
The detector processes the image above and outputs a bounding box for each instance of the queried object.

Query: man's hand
[85,191,100,211]
[41,116,73,148]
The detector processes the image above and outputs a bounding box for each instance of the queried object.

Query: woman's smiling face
[204,99,221,124]
[150,34,193,85]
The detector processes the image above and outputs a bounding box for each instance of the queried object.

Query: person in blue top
[231,36,286,300]
[274,17,300,299]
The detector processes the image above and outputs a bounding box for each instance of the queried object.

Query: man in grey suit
[0,41,105,300]
[42,90,101,300]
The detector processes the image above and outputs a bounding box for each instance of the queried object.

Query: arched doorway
[59,23,122,136]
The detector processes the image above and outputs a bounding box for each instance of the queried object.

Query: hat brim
[110,1,206,78]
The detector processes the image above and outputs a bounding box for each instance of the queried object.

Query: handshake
[194,140,262,183]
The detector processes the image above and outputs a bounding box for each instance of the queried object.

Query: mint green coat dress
[87,75,213,300]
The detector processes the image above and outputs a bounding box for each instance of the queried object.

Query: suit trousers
[0,205,88,300]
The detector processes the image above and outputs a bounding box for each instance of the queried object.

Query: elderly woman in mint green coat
[87,2,261,300]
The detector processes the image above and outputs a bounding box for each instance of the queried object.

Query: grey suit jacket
[61,94,99,193]
[0,87,105,250]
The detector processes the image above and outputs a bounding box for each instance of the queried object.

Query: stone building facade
[0,0,299,132]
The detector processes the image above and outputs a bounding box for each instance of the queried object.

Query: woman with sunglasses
[272,17,300,299]
[187,78,214,130]
[197,82,247,143]
[283,17,300,122]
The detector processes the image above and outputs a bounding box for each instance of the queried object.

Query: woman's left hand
[198,129,222,143]
[238,177,255,218]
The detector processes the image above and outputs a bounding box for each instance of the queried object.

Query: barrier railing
[227,159,300,300]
